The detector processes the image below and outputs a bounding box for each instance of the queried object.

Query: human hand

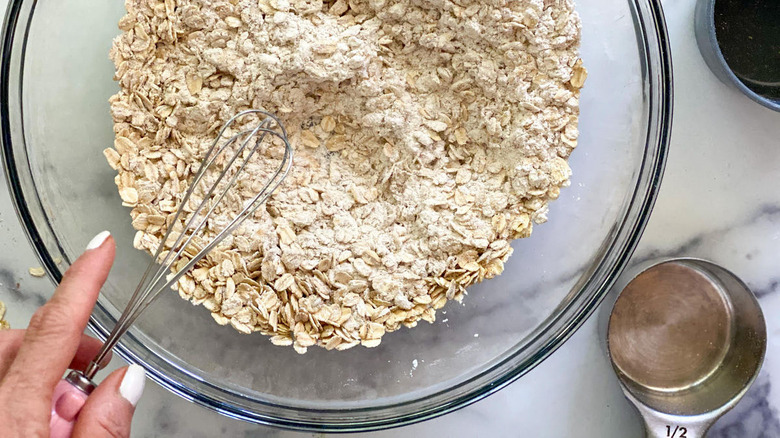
[0,231,145,438]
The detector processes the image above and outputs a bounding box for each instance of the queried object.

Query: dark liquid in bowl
[715,0,780,99]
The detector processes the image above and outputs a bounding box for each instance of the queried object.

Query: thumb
[72,364,145,438]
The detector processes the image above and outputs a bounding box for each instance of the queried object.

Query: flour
[107,0,585,352]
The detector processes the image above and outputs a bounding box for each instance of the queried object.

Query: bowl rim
[0,0,673,432]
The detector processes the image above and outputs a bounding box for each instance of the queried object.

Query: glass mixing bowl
[1,0,671,431]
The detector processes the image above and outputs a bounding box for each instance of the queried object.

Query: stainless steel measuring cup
[607,258,766,437]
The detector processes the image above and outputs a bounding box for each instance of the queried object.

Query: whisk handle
[49,370,96,438]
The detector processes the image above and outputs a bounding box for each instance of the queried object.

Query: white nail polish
[85,231,111,251]
[119,364,146,407]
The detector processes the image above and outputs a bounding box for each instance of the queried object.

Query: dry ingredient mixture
[106,0,586,353]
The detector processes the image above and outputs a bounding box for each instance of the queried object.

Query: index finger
[2,231,115,397]
[0,330,110,378]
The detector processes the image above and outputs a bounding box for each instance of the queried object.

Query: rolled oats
[0,299,8,330]
[28,267,46,278]
[108,0,584,353]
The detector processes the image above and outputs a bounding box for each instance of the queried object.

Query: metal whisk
[50,109,293,437]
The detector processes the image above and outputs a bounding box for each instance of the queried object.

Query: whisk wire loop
[84,110,292,379]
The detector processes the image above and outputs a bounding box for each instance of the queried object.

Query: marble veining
[710,375,780,437]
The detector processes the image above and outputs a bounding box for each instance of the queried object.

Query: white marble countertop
[2,0,779,436]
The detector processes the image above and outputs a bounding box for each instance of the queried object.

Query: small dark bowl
[694,0,780,112]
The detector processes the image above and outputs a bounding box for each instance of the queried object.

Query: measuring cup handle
[50,371,97,438]
[641,415,713,438]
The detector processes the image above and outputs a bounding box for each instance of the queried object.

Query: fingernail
[119,364,145,407]
[85,231,111,251]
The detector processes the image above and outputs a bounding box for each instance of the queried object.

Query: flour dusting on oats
[106,0,585,353]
